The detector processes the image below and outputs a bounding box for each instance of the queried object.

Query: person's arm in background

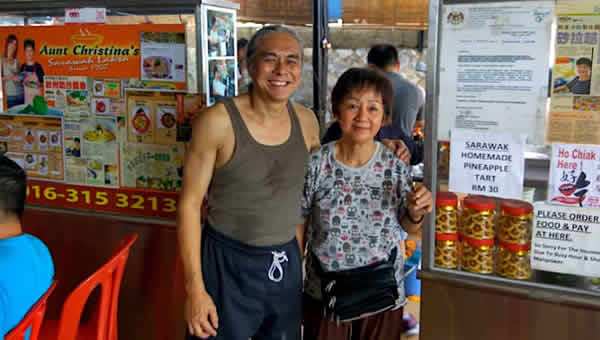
[414,106,425,132]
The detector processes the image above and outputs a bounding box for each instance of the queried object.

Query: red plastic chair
[39,233,138,340]
[5,281,58,340]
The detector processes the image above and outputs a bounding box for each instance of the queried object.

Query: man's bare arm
[294,104,321,152]
[177,104,228,338]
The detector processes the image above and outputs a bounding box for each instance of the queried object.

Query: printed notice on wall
[532,202,600,277]
[547,15,600,145]
[549,143,600,207]
[437,1,553,143]
[449,129,525,199]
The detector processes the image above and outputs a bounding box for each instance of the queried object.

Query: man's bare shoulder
[193,103,231,131]
[191,102,232,146]
[292,102,319,131]
[290,102,320,150]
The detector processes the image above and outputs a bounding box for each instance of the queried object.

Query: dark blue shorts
[186,225,302,340]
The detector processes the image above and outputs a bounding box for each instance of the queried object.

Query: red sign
[26,180,178,220]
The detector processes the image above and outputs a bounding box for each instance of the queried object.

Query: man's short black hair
[367,44,399,69]
[331,68,393,120]
[74,137,80,143]
[576,57,592,68]
[24,39,35,50]
[237,38,249,51]
[0,156,27,219]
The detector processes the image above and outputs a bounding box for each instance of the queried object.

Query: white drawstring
[268,251,288,282]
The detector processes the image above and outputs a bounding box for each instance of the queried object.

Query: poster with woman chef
[0,24,187,113]
[549,143,600,208]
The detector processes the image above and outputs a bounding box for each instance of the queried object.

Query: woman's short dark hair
[4,34,17,59]
[331,68,393,119]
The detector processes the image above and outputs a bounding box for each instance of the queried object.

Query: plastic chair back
[5,281,58,340]
[56,233,138,340]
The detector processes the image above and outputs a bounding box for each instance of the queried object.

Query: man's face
[577,64,591,77]
[74,141,80,149]
[249,32,301,102]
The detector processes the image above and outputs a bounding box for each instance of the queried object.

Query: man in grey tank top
[178,26,412,340]
[178,26,320,340]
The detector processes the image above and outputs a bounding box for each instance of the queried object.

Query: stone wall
[292,47,426,114]
[238,26,427,122]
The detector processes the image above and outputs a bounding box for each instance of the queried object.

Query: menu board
[0,114,64,181]
[117,90,190,192]
[0,23,190,213]
[126,90,177,145]
[120,143,184,191]
[64,117,119,187]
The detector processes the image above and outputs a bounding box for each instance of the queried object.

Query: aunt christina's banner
[0,24,184,78]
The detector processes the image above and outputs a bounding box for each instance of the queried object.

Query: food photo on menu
[83,122,116,144]
[143,56,172,80]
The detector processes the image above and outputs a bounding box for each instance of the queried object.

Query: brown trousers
[302,295,404,340]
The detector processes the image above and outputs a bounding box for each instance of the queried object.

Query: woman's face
[337,87,384,144]
[7,40,17,58]
[24,46,34,61]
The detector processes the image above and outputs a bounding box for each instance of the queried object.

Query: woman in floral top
[301,68,433,340]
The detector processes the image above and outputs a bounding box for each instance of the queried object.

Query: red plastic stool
[5,281,58,340]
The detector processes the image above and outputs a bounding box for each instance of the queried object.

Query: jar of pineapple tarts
[496,241,531,280]
[436,192,458,234]
[461,236,494,274]
[462,195,496,240]
[498,200,533,245]
[434,233,459,269]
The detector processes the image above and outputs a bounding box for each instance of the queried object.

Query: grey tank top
[207,98,309,246]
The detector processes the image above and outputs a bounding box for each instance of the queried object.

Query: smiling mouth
[268,80,290,87]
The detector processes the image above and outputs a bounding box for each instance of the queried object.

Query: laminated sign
[532,202,600,277]
[449,129,525,199]
[549,143,600,208]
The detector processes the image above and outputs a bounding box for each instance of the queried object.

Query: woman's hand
[406,182,433,221]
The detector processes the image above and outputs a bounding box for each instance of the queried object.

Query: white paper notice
[64,8,106,24]
[548,143,600,208]
[449,129,525,199]
[438,1,553,142]
[532,202,600,277]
